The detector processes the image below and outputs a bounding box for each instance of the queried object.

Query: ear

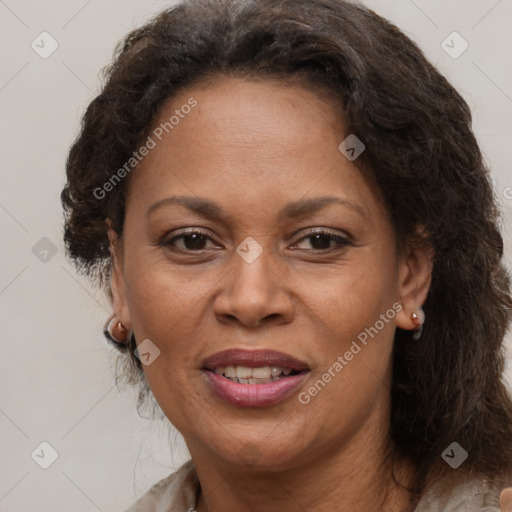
[106,219,132,332]
[395,228,434,332]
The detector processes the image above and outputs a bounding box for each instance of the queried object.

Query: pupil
[185,234,206,250]
[310,234,331,250]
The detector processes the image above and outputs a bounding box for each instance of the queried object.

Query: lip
[202,348,310,371]
[203,369,309,407]
[201,348,310,408]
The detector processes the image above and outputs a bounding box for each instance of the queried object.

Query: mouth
[202,348,309,377]
[201,348,310,407]
[208,364,301,384]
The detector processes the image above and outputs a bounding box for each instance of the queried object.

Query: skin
[109,77,434,512]
[501,488,512,512]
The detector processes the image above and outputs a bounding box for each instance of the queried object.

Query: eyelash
[160,228,353,254]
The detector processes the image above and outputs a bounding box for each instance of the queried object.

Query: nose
[213,247,295,329]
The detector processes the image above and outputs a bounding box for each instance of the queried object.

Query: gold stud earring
[104,316,130,345]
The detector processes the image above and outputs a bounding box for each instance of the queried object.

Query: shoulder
[415,470,512,512]
[123,459,200,512]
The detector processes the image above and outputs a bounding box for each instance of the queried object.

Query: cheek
[124,248,208,327]
[298,266,397,437]
[303,250,398,404]
[306,258,397,346]
[122,261,206,424]
[121,257,202,368]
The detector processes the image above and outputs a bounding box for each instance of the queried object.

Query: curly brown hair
[61,0,512,502]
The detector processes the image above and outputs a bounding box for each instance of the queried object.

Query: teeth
[251,366,271,378]
[224,365,236,378]
[212,365,296,382]
[236,366,253,379]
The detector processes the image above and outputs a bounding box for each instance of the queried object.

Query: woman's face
[110,77,429,471]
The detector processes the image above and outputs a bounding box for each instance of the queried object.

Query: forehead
[158,75,343,154]
[124,76,386,225]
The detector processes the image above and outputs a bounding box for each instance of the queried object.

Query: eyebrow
[147,195,367,221]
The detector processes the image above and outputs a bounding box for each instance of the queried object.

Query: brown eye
[291,230,353,251]
[163,230,218,252]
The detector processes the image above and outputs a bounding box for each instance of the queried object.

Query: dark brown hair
[61,0,512,502]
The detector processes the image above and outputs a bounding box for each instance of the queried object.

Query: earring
[104,316,129,345]
[411,308,425,340]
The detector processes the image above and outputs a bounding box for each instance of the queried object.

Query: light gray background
[1,0,511,510]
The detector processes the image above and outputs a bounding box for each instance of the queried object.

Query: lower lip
[203,370,309,407]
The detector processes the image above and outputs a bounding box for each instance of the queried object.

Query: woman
[61,0,512,510]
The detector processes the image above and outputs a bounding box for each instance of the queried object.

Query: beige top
[124,459,509,512]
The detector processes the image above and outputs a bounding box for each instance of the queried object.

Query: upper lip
[202,349,310,371]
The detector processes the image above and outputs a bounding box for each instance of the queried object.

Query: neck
[191,412,417,512]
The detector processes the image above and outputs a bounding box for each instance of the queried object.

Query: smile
[201,348,310,407]
[212,365,296,384]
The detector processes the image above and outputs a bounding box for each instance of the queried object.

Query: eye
[290,229,353,251]
[162,229,219,252]
[159,228,352,254]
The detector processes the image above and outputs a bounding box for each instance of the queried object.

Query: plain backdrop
[1,0,511,510]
